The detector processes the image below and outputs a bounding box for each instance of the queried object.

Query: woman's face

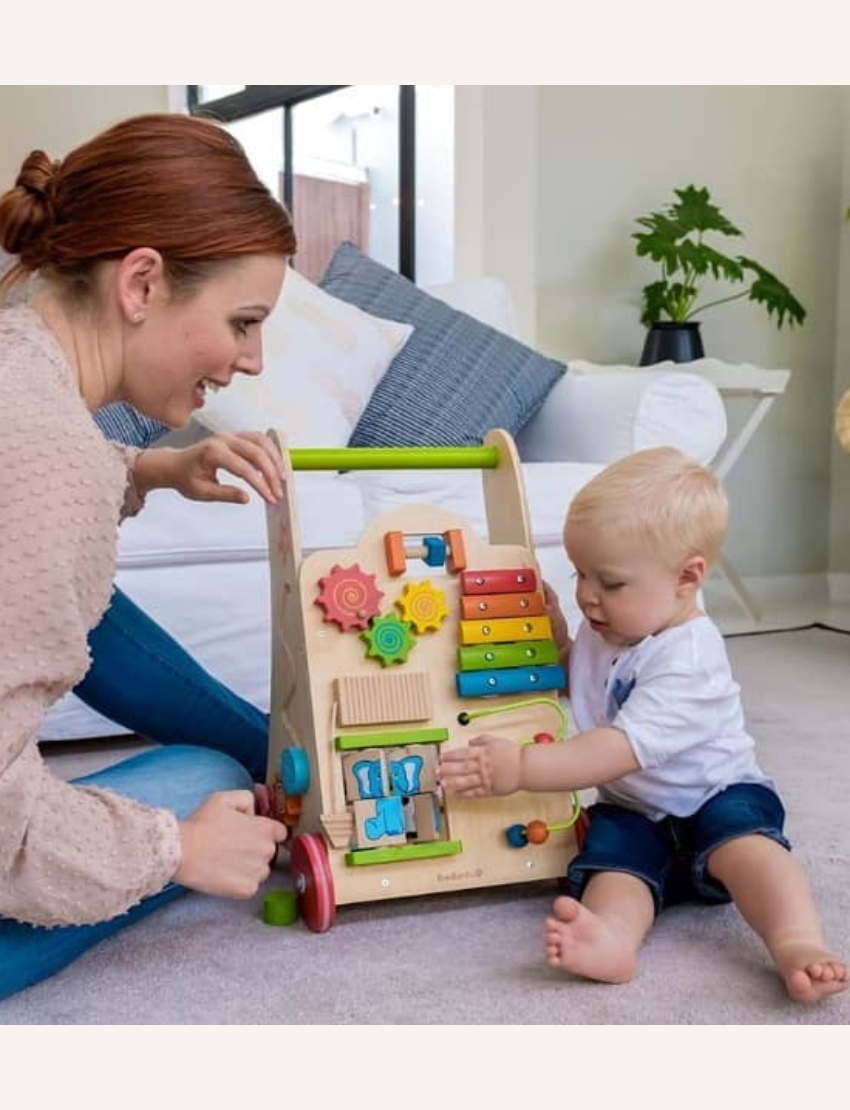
[124,254,287,427]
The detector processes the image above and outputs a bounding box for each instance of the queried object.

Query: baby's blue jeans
[0,587,269,1003]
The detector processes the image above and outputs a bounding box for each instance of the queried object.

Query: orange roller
[384,530,406,576]
[444,528,467,573]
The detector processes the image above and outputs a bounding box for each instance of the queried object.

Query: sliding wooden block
[410,792,442,842]
[460,591,545,621]
[386,744,439,796]
[459,615,553,645]
[352,797,407,849]
[342,749,389,803]
[456,663,566,698]
[460,568,538,595]
[335,670,433,726]
[458,640,560,672]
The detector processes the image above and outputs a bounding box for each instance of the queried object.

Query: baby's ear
[679,555,707,592]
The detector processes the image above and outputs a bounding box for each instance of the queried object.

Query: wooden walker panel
[265,430,579,910]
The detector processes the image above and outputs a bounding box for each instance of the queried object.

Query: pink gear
[315,563,384,631]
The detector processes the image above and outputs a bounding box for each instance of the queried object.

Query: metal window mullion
[399,85,416,279]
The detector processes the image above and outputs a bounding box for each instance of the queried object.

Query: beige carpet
[2,627,848,1025]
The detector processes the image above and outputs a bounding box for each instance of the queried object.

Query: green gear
[360,613,417,667]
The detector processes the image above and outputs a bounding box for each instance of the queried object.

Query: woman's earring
[133,311,145,323]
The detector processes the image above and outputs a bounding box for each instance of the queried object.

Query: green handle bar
[288,446,499,471]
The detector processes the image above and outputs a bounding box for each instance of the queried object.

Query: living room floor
[704,574,850,637]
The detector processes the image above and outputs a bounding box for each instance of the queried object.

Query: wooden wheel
[574,808,590,853]
[290,833,336,933]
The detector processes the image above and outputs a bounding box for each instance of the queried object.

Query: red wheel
[574,808,590,853]
[290,833,336,933]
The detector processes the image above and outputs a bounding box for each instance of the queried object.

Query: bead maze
[264,429,582,931]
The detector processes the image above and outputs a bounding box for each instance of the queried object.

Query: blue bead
[505,823,528,848]
[422,535,447,567]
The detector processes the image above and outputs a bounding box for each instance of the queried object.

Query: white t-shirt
[568,614,773,821]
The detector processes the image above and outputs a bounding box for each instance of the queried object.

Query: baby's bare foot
[774,943,849,1004]
[544,895,637,983]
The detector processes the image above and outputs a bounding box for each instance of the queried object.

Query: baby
[439,447,847,1003]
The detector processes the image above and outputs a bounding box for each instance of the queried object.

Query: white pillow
[196,267,413,447]
[518,362,727,466]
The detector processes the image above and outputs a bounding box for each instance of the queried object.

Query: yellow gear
[395,580,449,634]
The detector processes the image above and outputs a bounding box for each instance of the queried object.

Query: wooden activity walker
[261,429,583,931]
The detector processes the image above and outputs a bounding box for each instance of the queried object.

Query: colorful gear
[315,563,384,631]
[360,613,417,666]
[395,580,449,633]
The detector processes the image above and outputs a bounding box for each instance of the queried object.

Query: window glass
[415,85,454,287]
[196,85,244,104]
[188,85,454,285]
[228,109,286,204]
[291,85,399,281]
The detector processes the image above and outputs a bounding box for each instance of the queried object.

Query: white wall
[0,86,170,185]
[828,89,850,575]
[458,86,845,580]
[4,85,848,582]
[455,86,539,342]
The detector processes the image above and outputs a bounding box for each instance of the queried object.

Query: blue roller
[280,746,311,795]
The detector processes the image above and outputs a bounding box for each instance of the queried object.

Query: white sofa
[39,280,728,741]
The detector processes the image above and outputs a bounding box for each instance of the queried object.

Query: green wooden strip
[335,727,449,752]
[290,446,498,471]
[345,840,463,866]
[458,640,560,672]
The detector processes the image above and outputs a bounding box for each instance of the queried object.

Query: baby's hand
[543,580,570,654]
[438,735,522,797]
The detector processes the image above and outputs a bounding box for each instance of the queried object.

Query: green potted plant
[633,185,806,365]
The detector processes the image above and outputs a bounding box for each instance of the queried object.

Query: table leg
[712,553,762,624]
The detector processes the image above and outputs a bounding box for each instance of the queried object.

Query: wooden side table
[690,363,792,623]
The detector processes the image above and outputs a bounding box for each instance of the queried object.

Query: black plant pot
[639,321,704,366]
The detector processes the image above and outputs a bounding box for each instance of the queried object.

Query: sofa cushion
[424,278,520,338]
[116,472,366,569]
[195,266,413,448]
[517,362,728,467]
[94,403,169,447]
[319,242,565,448]
[354,460,601,549]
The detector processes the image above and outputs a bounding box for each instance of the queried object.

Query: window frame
[187,85,417,278]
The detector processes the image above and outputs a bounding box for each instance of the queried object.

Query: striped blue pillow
[320,243,565,448]
[94,403,169,448]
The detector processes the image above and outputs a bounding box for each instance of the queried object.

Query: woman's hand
[438,735,523,798]
[174,791,288,899]
[134,432,285,505]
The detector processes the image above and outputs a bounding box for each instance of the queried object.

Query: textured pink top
[0,305,181,927]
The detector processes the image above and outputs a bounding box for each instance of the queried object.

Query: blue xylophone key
[455,664,565,698]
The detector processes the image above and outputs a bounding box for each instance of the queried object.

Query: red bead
[526,820,549,844]
[533,732,555,744]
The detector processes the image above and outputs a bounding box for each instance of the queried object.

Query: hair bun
[0,149,60,265]
[16,150,59,201]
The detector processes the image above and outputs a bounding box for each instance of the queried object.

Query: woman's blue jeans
[0,588,269,1003]
[75,587,269,780]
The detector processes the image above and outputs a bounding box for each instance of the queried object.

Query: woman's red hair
[0,112,296,301]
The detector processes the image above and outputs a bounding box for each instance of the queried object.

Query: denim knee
[147,745,255,792]
[73,745,254,820]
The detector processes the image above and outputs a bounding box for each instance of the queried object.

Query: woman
[0,112,295,1000]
